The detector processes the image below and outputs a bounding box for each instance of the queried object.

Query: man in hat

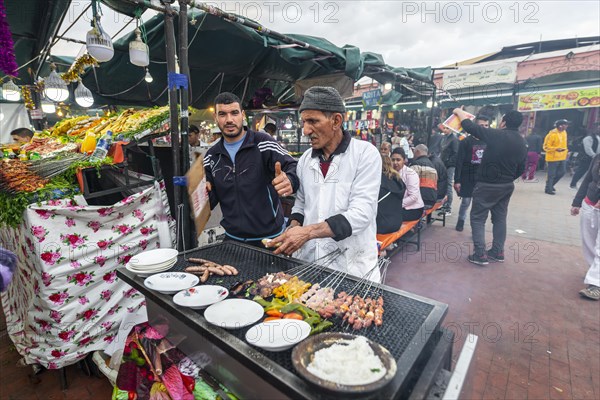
[203,92,298,247]
[209,126,221,146]
[267,86,382,281]
[543,119,569,194]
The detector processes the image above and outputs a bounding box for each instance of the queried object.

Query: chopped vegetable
[264,316,282,322]
[283,312,303,320]
[266,310,284,318]
[310,320,333,335]
[252,296,289,311]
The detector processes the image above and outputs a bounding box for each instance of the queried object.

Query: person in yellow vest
[543,119,569,195]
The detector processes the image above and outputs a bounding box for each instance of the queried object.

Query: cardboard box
[186,156,211,236]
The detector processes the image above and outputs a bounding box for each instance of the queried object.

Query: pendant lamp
[144,68,153,83]
[75,80,94,108]
[129,28,149,67]
[44,64,69,102]
[86,18,114,62]
[2,79,21,101]
[41,98,56,114]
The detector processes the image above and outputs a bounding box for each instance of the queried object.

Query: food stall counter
[117,242,449,399]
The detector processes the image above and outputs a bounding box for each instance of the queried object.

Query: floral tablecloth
[0,182,173,369]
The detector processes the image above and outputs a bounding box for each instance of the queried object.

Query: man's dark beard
[222,127,243,139]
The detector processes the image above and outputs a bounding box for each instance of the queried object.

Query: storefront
[517,86,600,137]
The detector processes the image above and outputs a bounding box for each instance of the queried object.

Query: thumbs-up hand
[272,161,292,197]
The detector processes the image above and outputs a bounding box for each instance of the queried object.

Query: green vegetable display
[0,157,114,227]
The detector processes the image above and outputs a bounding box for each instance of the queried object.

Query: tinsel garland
[21,86,34,110]
[0,0,18,76]
[61,54,99,82]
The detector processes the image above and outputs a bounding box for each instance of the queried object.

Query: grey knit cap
[299,86,346,114]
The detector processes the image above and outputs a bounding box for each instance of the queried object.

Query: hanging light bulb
[75,80,94,108]
[44,64,69,102]
[56,108,64,117]
[144,68,153,83]
[129,28,149,67]
[2,79,21,101]
[384,83,393,91]
[41,97,56,114]
[86,17,114,62]
[284,116,293,129]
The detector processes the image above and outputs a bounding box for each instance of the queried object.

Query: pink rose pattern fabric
[0,184,174,369]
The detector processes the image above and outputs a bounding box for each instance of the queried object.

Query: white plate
[127,258,176,272]
[130,248,178,268]
[129,258,176,270]
[144,272,199,294]
[204,299,264,329]
[125,261,175,277]
[246,319,311,352]
[173,285,229,309]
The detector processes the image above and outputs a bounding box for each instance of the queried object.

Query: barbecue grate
[172,242,435,373]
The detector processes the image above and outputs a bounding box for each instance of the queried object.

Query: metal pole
[178,0,194,247]
[179,2,190,174]
[426,79,437,147]
[425,67,457,147]
[164,3,183,249]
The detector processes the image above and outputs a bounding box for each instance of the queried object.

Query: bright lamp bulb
[41,100,56,114]
[2,80,21,101]
[384,83,393,91]
[144,69,153,83]
[44,67,69,102]
[86,20,114,63]
[75,81,94,108]
[129,28,149,67]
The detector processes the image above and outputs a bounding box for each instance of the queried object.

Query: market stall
[0,105,179,371]
[117,242,452,399]
[0,181,173,369]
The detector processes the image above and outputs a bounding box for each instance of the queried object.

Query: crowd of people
[375,113,600,302]
[9,85,595,298]
[199,86,599,300]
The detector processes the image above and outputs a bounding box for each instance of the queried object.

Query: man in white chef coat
[267,87,382,281]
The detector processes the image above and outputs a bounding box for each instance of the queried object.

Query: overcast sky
[52,1,600,69]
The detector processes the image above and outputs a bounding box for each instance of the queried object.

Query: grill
[121,242,447,398]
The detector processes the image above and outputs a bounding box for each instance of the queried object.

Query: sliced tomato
[264,316,282,322]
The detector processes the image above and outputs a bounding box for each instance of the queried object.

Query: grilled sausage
[185,265,207,273]
[207,266,225,276]
[200,269,210,283]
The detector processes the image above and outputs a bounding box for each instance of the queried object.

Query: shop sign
[443,62,517,88]
[362,89,382,107]
[517,87,600,112]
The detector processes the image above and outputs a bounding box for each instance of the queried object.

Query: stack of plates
[125,248,178,277]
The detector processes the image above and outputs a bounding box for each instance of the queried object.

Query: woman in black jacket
[376,155,406,234]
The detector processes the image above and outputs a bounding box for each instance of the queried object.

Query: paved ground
[0,314,113,399]
[384,171,600,399]
[0,171,597,399]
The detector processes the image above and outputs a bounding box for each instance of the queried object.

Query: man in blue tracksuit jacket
[203,92,299,247]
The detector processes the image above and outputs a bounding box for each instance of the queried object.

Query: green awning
[80,11,432,109]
